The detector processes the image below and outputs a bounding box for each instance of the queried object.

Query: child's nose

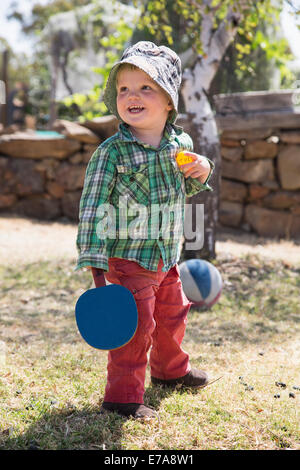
[128,89,140,99]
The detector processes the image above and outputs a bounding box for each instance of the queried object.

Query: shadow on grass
[1,405,125,450]
[184,305,300,347]
[1,384,182,451]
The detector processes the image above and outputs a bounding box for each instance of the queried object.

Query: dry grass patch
[0,254,299,450]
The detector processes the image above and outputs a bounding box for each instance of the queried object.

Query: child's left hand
[177,151,211,184]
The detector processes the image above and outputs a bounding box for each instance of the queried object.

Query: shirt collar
[118,122,179,149]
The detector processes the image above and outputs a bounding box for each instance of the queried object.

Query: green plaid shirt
[76,123,213,273]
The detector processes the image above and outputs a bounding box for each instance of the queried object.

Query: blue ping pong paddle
[75,284,138,351]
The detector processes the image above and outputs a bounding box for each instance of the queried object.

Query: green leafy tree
[62,15,133,122]
[7,0,137,123]
[62,0,297,122]
[5,0,92,125]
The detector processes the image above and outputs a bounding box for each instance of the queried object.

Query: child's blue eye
[142,85,151,90]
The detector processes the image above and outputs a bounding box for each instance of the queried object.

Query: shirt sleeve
[184,157,215,197]
[75,144,117,272]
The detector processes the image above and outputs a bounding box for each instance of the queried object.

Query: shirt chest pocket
[113,163,149,206]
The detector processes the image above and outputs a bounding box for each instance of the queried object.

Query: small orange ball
[176,151,194,166]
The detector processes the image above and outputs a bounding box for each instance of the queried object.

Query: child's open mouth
[128,105,145,114]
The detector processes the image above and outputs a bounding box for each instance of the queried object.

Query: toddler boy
[76,41,214,419]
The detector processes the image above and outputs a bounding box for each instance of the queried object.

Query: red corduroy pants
[95,257,191,404]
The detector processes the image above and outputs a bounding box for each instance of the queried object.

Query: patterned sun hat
[103,41,182,123]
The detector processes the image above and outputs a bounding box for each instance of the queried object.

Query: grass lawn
[0,253,299,450]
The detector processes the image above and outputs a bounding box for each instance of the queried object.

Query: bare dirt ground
[0,213,300,266]
[0,214,78,266]
[216,226,300,266]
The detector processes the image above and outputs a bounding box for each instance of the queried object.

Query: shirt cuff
[184,156,214,196]
[75,251,109,272]
[202,157,215,185]
[186,177,213,195]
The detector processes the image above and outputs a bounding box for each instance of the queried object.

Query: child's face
[116,67,173,138]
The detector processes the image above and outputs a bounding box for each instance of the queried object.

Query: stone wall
[0,117,118,221]
[214,90,300,239]
[0,90,300,239]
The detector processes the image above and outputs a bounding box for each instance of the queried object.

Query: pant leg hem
[103,397,144,404]
[151,365,191,381]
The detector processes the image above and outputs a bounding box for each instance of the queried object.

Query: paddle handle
[91,267,106,288]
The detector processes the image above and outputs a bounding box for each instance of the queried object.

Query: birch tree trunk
[180,6,241,260]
